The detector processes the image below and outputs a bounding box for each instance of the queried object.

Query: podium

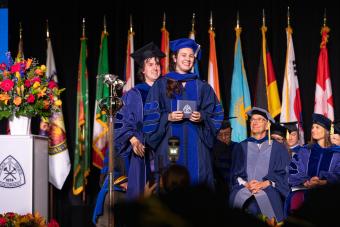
[0,135,48,218]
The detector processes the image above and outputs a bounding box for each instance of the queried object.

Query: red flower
[48,219,60,227]
[0,63,6,71]
[5,212,15,219]
[0,217,7,225]
[0,79,15,92]
[48,80,57,89]
[27,94,35,103]
[24,79,31,88]
[10,63,21,73]
[31,77,41,83]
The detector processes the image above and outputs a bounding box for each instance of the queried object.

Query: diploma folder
[177,100,197,118]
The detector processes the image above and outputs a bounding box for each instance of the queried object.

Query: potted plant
[0,53,64,134]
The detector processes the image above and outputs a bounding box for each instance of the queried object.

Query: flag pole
[81,17,87,203]
[46,20,55,220]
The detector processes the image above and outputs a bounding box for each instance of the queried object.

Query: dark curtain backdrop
[2,0,340,226]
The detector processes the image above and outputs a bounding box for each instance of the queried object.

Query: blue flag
[229,27,251,142]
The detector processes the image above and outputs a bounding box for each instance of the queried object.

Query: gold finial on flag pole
[209,11,213,31]
[103,15,107,33]
[287,6,290,27]
[191,12,196,33]
[323,8,327,27]
[236,11,240,29]
[19,22,23,39]
[162,12,166,28]
[262,9,266,27]
[129,14,133,33]
[46,19,50,38]
[82,18,86,37]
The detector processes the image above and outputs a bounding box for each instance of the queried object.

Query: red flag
[123,25,135,92]
[280,25,304,144]
[314,26,334,121]
[208,29,221,101]
[160,15,169,76]
[255,25,281,118]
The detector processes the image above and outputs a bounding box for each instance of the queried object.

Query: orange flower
[34,68,43,76]
[25,58,32,69]
[0,93,11,104]
[37,87,47,98]
[13,96,22,106]
[43,100,50,109]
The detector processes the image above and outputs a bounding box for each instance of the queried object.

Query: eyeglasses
[250,118,267,123]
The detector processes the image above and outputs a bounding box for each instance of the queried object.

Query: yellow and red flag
[254,25,281,118]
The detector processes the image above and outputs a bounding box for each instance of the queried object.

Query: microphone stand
[99,74,124,227]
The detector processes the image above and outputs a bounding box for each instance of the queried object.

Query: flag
[189,30,200,77]
[73,34,90,195]
[229,26,251,142]
[314,25,334,121]
[208,28,221,101]
[160,19,169,75]
[40,36,71,189]
[254,25,281,118]
[92,31,109,169]
[123,26,135,92]
[280,25,304,144]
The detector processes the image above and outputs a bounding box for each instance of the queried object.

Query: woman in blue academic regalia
[286,113,340,215]
[143,38,224,188]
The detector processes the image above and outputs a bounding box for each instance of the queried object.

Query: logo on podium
[0,155,26,188]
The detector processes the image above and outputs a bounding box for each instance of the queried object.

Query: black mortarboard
[281,121,299,133]
[270,123,287,138]
[130,42,165,66]
[220,116,237,129]
[312,113,331,131]
[169,38,201,60]
[246,107,275,123]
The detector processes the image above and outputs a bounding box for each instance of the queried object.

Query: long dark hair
[166,51,181,98]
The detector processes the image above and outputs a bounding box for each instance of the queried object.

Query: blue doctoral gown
[143,72,224,188]
[229,137,290,222]
[286,144,340,215]
[289,143,340,186]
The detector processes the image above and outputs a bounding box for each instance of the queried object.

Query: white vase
[9,115,32,135]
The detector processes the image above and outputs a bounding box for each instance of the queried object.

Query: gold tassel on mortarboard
[330,123,334,135]
[286,129,290,140]
[267,121,271,145]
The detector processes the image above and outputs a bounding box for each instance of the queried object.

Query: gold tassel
[330,123,334,135]
[286,129,290,140]
[267,121,271,145]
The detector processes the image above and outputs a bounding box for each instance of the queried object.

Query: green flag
[73,35,90,195]
[92,31,109,169]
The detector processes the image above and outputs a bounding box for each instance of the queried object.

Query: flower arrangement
[0,212,59,227]
[0,53,64,120]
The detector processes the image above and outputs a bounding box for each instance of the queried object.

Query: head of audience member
[311,113,332,148]
[217,116,236,145]
[330,120,340,146]
[247,107,274,140]
[270,122,287,144]
[282,121,300,147]
[131,42,165,85]
[160,164,190,193]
